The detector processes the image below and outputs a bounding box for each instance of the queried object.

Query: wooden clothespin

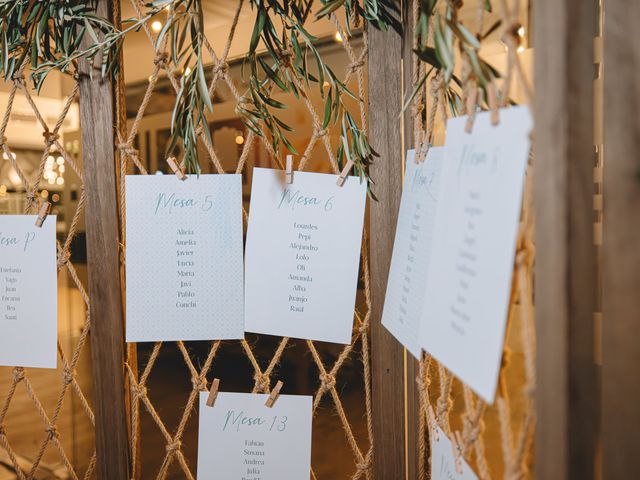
[205,378,220,407]
[336,160,354,187]
[167,157,187,181]
[265,380,283,408]
[487,82,500,126]
[428,405,440,441]
[285,155,294,184]
[464,85,479,134]
[35,202,51,228]
[452,431,464,475]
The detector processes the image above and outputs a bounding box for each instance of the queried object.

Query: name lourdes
[278,188,334,212]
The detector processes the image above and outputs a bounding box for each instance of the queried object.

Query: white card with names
[419,107,532,402]
[382,148,444,358]
[125,174,244,342]
[431,425,478,480]
[0,215,57,368]
[245,168,367,344]
[197,392,312,479]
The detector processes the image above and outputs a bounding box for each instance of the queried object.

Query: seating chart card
[382,148,444,358]
[0,215,57,368]
[125,174,244,342]
[431,425,478,480]
[197,392,312,480]
[419,107,532,402]
[245,168,367,344]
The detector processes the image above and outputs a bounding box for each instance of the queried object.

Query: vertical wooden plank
[602,1,640,476]
[78,0,130,478]
[368,5,408,479]
[534,1,598,479]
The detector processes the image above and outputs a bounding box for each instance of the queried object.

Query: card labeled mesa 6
[244,168,367,344]
[419,107,532,402]
[0,215,57,369]
[197,392,312,479]
[125,174,244,342]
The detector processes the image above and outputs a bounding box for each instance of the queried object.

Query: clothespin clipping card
[336,160,354,187]
[35,202,51,228]
[265,380,283,408]
[167,157,187,181]
[285,155,294,184]
[452,431,464,475]
[206,378,220,408]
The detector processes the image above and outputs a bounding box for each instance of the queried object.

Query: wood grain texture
[78,0,131,478]
[368,15,408,480]
[603,1,640,476]
[533,1,598,478]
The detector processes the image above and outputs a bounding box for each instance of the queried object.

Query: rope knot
[212,62,229,76]
[57,249,70,270]
[11,71,24,83]
[357,321,368,336]
[117,142,139,158]
[154,52,169,67]
[191,376,207,392]
[131,384,147,400]
[12,367,25,383]
[349,60,365,72]
[62,368,75,386]
[501,21,523,47]
[278,49,293,66]
[45,425,59,439]
[253,373,270,392]
[166,440,182,454]
[43,131,60,148]
[320,373,336,392]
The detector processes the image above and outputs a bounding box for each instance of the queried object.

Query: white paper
[419,107,532,402]
[197,392,312,480]
[125,174,244,342]
[431,425,478,480]
[382,148,444,358]
[0,215,57,368]
[245,168,367,344]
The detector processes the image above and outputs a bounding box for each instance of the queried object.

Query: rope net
[0,70,97,477]
[411,0,535,478]
[117,1,372,479]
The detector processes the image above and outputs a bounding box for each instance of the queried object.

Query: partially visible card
[419,106,532,402]
[245,168,367,344]
[125,174,244,342]
[197,392,312,480]
[0,215,57,368]
[431,425,478,480]
[382,148,444,358]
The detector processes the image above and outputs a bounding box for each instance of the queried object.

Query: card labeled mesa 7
[125,174,244,342]
[0,215,57,368]
[197,391,312,480]
[244,168,367,344]
[419,106,532,403]
[382,148,445,358]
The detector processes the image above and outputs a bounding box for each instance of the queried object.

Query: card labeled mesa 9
[244,168,367,344]
[125,174,244,342]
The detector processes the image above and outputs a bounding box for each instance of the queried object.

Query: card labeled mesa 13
[0,215,57,369]
[245,168,367,344]
[382,148,445,358]
[418,106,532,402]
[125,174,244,342]
[197,391,312,480]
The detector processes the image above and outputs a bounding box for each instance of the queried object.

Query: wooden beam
[368,9,408,480]
[533,1,598,479]
[78,0,130,478]
[602,1,640,475]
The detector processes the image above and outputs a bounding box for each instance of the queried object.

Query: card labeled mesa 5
[419,107,532,402]
[197,391,312,480]
[0,215,57,369]
[125,174,244,342]
[245,168,367,344]
[382,148,444,358]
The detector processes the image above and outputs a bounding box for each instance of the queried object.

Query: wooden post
[533,1,598,479]
[78,0,130,478]
[602,1,640,475]
[368,1,417,477]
